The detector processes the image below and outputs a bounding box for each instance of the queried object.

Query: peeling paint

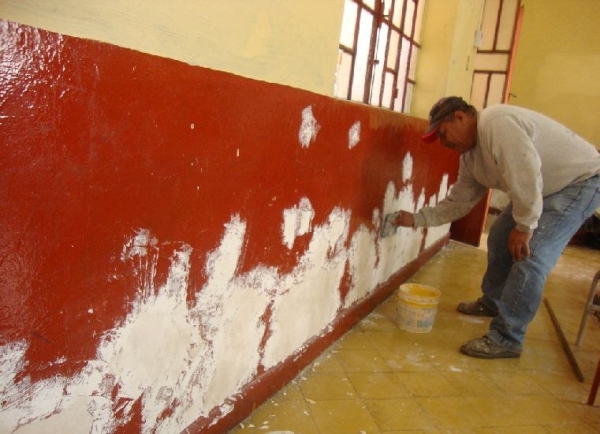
[298,106,320,148]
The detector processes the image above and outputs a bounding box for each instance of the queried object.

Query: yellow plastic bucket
[396,283,441,333]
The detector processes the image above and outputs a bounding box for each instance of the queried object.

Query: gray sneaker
[457,299,497,317]
[460,336,521,359]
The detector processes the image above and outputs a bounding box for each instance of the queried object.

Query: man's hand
[508,228,532,261]
[392,210,415,227]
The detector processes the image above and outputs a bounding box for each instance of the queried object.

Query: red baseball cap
[421,96,469,143]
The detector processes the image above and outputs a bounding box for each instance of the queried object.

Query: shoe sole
[456,304,496,317]
[459,347,521,359]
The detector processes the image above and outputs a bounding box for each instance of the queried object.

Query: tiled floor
[231,239,600,433]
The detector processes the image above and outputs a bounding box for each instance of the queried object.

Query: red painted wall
[0,20,460,432]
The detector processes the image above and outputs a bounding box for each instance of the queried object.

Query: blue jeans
[480,174,600,351]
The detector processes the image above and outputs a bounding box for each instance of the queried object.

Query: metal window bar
[336,0,422,113]
[400,1,421,112]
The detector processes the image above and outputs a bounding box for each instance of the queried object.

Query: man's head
[421,96,478,153]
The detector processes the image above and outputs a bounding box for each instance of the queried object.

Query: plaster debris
[298,106,320,148]
[348,121,361,149]
[458,316,485,324]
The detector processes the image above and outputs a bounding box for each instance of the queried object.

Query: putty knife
[380,211,400,238]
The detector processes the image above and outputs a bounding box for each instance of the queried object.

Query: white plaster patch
[121,228,159,297]
[348,121,361,149]
[282,197,314,249]
[416,188,426,211]
[438,173,449,198]
[345,224,377,307]
[372,208,381,233]
[1,164,454,433]
[298,106,320,148]
[164,216,273,432]
[402,152,413,183]
[99,238,198,432]
[0,341,27,393]
[0,346,112,433]
[1,221,266,434]
[121,228,157,261]
[424,174,452,250]
[204,215,246,291]
[263,208,350,369]
[374,181,424,286]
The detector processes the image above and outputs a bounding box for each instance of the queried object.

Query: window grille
[334,0,425,113]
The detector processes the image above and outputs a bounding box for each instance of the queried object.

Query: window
[334,0,425,113]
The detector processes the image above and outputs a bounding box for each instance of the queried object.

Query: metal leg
[575,270,600,346]
[587,357,600,406]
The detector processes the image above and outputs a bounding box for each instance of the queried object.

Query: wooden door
[451,0,523,247]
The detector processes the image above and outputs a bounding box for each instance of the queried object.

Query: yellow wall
[0,0,344,96]
[511,0,600,146]
[0,0,484,120]
[413,0,484,118]
[5,0,598,146]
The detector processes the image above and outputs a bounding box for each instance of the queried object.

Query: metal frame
[336,0,423,113]
[575,270,600,346]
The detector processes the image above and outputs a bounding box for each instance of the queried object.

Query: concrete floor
[230,238,600,433]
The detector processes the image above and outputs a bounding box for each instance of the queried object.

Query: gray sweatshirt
[414,104,600,232]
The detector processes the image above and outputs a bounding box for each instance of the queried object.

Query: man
[394,96,600,359]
